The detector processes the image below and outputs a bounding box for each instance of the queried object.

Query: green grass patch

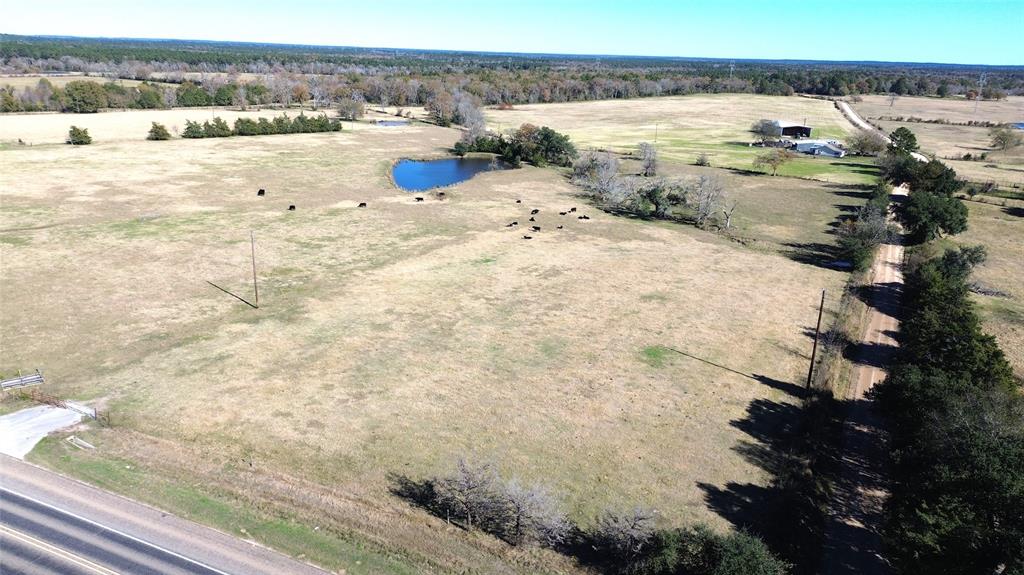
[471,256,497,265]
[0,235,30,246]
[640,345,671,368]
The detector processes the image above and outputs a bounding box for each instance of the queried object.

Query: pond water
[1012,122,1024,130]
[377,120,410,126]
[391,157,508,191]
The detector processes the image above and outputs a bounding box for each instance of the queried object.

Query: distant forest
[2,34,1023,113]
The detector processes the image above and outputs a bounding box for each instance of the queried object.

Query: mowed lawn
[485,94,876,184]
[1,116,851,573]
[852,95,1024,186]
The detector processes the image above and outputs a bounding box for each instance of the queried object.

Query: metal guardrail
[1,370,44,391]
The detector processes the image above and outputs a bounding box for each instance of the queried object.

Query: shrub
[203,117,233,137]
[66,126,92,145]
[633,525,789,575]
[146,122,171,140]
[695,152,711,166]
[181,120,205,138]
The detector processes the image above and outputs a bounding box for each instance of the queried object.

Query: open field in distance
[486,94,876,184]
[852,95,1024,186]
[1,101,856,572]
[0,73,172,89]
[0,106,360,145]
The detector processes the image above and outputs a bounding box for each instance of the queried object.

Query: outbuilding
[772,120,812,138]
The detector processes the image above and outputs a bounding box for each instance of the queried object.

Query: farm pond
[391,157,509,191]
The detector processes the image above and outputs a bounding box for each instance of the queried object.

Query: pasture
[1,101,857,573]
[0,74,172,90]
[851,95,1024,186]
[954,196,1024,376]
[485,94,876,184]
[0,106,358,145]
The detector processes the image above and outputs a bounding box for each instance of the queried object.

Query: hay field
[485,94,876,184]
[0,74,162,90]
[1,113,851,572]
[851,95,1024,186]
[853,94,1024,125]
[0,107,363,145]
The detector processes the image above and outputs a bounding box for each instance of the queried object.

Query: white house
[793,139,846,158]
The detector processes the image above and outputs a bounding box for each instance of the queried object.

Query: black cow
[570,207,577,212]
[522,235,532,239]
[358,202,367,208]
[529,216,535,222]
[288,205,296,211]
[516,199,522,203]
[415,197,424,202]
[257,189,265,196]
[559,211,567,215]
[557,225,564,229]
[532,226,541,232]
[530,209,540,215]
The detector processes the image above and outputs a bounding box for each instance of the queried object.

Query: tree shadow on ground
[782,241,846,269]
[698,392,846,574]
[854,280,904,320]
[1003,206,1024,218]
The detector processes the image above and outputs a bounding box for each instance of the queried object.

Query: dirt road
[837,101,929,162]
[820,185,907,575]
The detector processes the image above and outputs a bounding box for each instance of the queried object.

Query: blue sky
[5,0,1023,65]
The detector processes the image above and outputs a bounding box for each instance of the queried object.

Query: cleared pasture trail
[820,185,907,575]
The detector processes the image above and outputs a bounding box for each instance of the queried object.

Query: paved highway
[0,455,330,575]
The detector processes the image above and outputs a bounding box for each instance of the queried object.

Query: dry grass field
[851,95,1024,186]
[0,106,361,145]
[485,94,877,184]
[1,102,856,572]
[953,197,1024,376]
[0,74,163,90]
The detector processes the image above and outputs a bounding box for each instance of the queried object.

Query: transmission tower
[974,72,987,114]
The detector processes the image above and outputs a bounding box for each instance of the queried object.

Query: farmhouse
[772,120,812,138]
[793,139,847,158]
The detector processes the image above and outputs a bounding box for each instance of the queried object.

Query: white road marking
[1,523,120,575]
[1,487,235,575]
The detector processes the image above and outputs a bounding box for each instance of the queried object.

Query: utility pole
[974,72,987,114]
[729,61,735,80]
[655,123,659,143]
[250,231,259,308]
[806,289,826,390]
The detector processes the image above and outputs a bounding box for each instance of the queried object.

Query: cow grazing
[522,235,532,239]
[415,197,424,202]
[288,205,296,211]
[516,199,522,203]
[532,226,541,232]
[257,189,265,196]
[530,209,540,215]
[559,211,567,216]
[358,202,367,208]
[529,216,535,222]
[557,225,564,229]
[570,207,577,212]
[578,215,590,220]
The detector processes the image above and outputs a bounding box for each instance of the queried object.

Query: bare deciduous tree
[721,200,738,230]
[638,141,657,177]
[434,458,500,530]
[690,174,725,225]
[750,119,781,144]
[499,480,569,547]
[591,507,657,559]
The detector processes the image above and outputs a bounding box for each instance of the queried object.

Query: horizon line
[5,32,1023,69]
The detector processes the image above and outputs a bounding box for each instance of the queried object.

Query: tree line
[3,35,1021,115]
[177,113,341,139]
[873,244,1022,574]
[393,456,789,574]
